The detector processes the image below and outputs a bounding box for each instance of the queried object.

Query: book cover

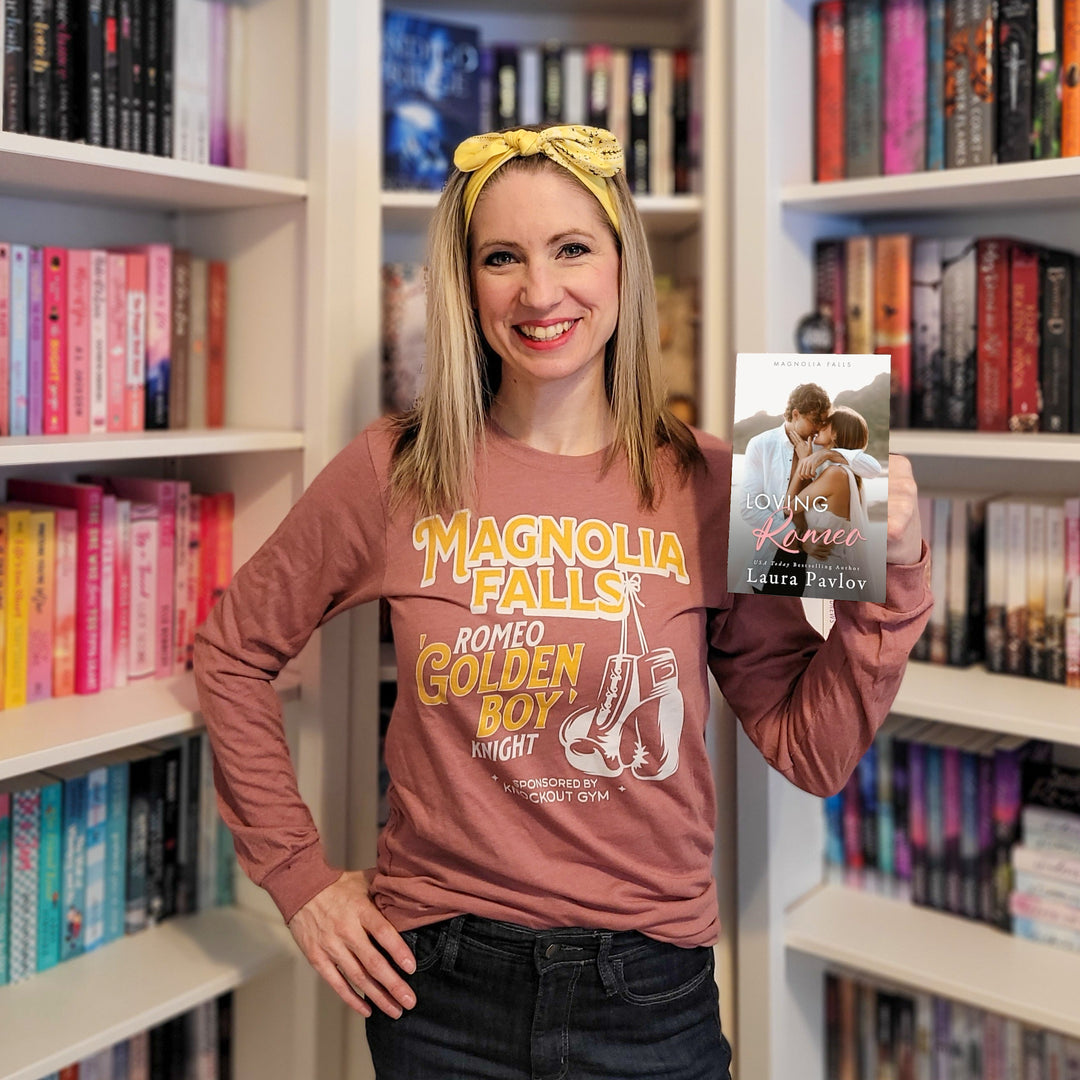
[911,238,944,427]
[883,0,927,174]
[940,237,978,429]
[0,243,10,437]
[1009,243,1042,430]
[66,248,91,434]
[975,237,1010,432]
[1033,0,1061,158]
[728,353,890,603]
[628,47,650,193]
[998,0,1035,162]
[9,244,30,436]
[381,11,481,191]
[927,0,948,169]
[43,246,67,434]
[815,0,846,182]
[873,233,912,427]
[845,0,884,178]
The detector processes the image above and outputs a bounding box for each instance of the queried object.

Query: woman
[785,405,880,599]
[194,126,931,1079]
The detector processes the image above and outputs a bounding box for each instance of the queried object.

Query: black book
[3,0,27,133]
[117,0,133,149]
[175,733,201,915]
[217,992,234,1080]
[151,739,181,919]
[156,0,172,154]
[26,0,53,136]
[997,0,1035,163]
[493,45,518,128]
[124,747,155,934]
[128,0,142,150]
[1023,759,1080,817]
[84,0,104,145]
[1040,249,1072,432]
[102,0,118,146]
[541,40,561,124]
[52,0,77,139]
[145,748,166,924]
[141,0,157,153]
[628,47,650,193]
[149,1020,171,1080]
[673,49,691,193]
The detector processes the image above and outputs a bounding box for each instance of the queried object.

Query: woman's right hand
[287,869,417,1019]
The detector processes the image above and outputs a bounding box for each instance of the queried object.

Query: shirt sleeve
[193,431,390,923]
[707,543,933,797]
[836,447,883,479]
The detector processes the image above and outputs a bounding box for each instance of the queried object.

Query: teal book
[216,818,235,906]
[36,777,64,971]
[102,756,130,944]
[844,0,884,178]
[44,761,92,962]
[83,765,109,951]
[926,0,947,169]
[0,791,10,984]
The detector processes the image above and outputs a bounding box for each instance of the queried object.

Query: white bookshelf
[0,907,293,1080]
[732,2,1080,1079]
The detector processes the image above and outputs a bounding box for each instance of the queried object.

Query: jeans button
[545,944,558,958]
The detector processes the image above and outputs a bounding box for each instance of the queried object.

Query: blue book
[857,740,880,891]
[8,773,55,981]
[0,790,11,985]
[926,0,947,170]
[102,756,130,944]
[382,11,481,190]
[28,247,44,438]
[83,765,109,951]
[45,761,93,961]
[36,776,64,972]
[628,49,651,193]
[822,791,844,882]
[9,244,30,436]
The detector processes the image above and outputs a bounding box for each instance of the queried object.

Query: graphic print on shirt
[411,510,688,786]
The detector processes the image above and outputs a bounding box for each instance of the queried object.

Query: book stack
[0,477,234,707]
[913,492,1080,689]
[813,0,1076,180]
[0,243,228,436]
[1,0,247,166]
[814,235,1080,433]
[39,992,233,1079]
[0,732,235,986]
[383,10,702,195]
[823,717,1052,931]
[824,971,1080,1080]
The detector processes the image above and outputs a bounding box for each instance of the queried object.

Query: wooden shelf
[893,662,1080,747]
[382,190,704,236]
[0,670,301,782]
[891,430,1080,463]
[0,428,304,467]
[786,884,1080,1039]
[0,132,307,211]
[0,907,293,1080]
[781,158,1080,217]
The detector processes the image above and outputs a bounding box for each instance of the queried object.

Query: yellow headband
[453,125,624,234]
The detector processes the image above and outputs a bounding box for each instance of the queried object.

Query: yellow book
[3,507,33,708]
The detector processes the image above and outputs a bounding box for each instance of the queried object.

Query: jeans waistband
[453,913,655,962]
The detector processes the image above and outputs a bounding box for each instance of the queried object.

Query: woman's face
[816,421,836,448]
[469,167,620,398]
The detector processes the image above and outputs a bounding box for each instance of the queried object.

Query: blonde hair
[390,150,703,516]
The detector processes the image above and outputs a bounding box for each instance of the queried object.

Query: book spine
[28,247,44,436]
[927,0,948,169]
[66,250,90,434]
[845,0,884,177]
[52,0,76,139]
[83,765,108,950]
[117,0,133,149]
[587,43,613,129]
[114,499,131,687]
[99,495,116,688]
[226,0,245,167]
[184,495,200,670]
[977,749,996,922]
[0,793,9,985]
[186,257,207,426]
[9,245,29,436]
[1046,503,1067,683]
[959,750,980,918]
[976,237,1010,431]
[912,238,944,426]
[146,751,165,923]
[928,496,951,662]
[814,238,847,353]
[1005,500,1029,675]
[142,0,158,152]
[1011,889,1080,933]
[52,507,77,696]
[36,779,62,972]
[541,40,561,124]
[27,0,53,137]
[986,499,1008,672]
[129,504,158,678]
[1013,841,1080,885]
[1015,869,1080,906]
[971,0,998,165]
[1027,501,1049,679]
[562,45,585,125]
[10,786,41,982]
[1009,243,1042,430]
[942,745,962,912]
[876,732,895,891]
[672,48,691,193]
[1073,255,1080,432]
[103,0,118,145]
[493,45,518,128]
[157,0,173,155]
[0,243,9,438]
[845,234,875,355]
[608,47,630,157]
[106,251,127,432]
[1066,498,1080,688]
[206,260,226,427]
[125,251,147,431]
[173,482,190,672]
[1040,250,1072,432]
[58,774,87,961]
[998,0,1035,162]
[159,742,180,916]
[628,48,650,193]
[926,744,945,909]
[945,499,973,663]
[85,0,104,145]
[520,46,543,128]
[197,732,216,909]
[858,742,881,892]
[3,0,27,132]
[941,237,978,429]
[815,0,847,182]
[874,233,913,427]
[994,744,1024,929]
[648,47,673,197]
[129,0,143,150]
[102,760,128,943]
[43,247,68,435]
[1033,0,1061,158]
[5,508,32,708]
[144,244,172,429]
[1065,0,1080,155]
[169,250,190,429]
[883,0,927,174]
[175,734,199,914]
[125,755,151,934]
[893,736,913,901]
[89,249,108,433]
[26,509,55,702]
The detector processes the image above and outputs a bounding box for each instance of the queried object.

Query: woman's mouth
[515,319,579,346]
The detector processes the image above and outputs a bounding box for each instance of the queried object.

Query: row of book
[824,971,1080,1080]
[383,10,702,195]
[814,234,1080,433]
[43,992,233,1080]
[382,262,701,423]
[0,243,228,437]
[913,492,1080,688]
[813,0,1072,181]
[0,477,234,709]
[0,732,236,986]
[2,0,248,167]
[824,720,1053,932]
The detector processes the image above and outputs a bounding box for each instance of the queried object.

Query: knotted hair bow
[453,125,624,234]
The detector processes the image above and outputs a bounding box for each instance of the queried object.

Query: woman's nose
[519,261,563,310]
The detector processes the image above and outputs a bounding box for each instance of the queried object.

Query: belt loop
[596,932,618,996]
[440,915,465,973]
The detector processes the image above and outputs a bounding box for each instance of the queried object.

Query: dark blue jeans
[365,915,733,1079]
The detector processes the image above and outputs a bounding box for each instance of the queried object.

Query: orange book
[873,233,912,427]
[206,261,228,427]
[1064,0,1080,155]
[3,507,33,708]
[815,0,846,182]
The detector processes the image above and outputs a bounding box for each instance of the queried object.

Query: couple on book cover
[729,355,890,604]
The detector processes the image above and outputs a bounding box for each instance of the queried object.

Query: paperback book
[728,352,890,603]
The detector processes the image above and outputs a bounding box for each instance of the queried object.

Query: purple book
[977,748,996,923]
[883,0,927,173]
[943,744,962,913]
[908,741,928,906]
[28,247,44,436]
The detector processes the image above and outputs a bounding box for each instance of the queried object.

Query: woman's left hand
[796,449,828,480]
[885,454,923,565]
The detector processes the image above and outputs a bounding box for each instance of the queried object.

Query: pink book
[89,250,108,434]
[6,479,103,695]
[28,247,44,436]
[66,250,92,435]
[105,253,127,432]
[185,493,202,669]
[129,502,159,680]
[51,506,78,697]
[172,482,191,673]
[209,0,229,166]
[22,507,56,702]
[124,253,147,432]
[1067,497,1080,689]
[90,477,175,679]
[883,0,927,175]
[0,243,10,436]
[99,495,117,689]
[114,500,131,688]
[197,493,218,626]
[43,247,68,435]
[137,244,173,430]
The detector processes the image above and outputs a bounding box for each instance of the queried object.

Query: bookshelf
[732,3,1080,1079]
[0,1,377,1078]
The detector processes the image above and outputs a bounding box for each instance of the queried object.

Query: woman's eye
[484,251,515,267]
[561,242,589,258]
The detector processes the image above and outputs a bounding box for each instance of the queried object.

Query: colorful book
[927,0,948,169]
[1033,0,1062,158]
[1040,250,1072,432]
[169,249,191,429]
[83,764,108,951]
[67,249,92,434]
[10,244,30,436]
[128,501,159,680]
[140,243,172,429]
[0,790,10,985]
[998,0,1036,163]
[845,0,884,178]
[206,260,227,426]
[1064,0,1080,155]
[873,233,912,428]
[101,751,130,945]
[186,256,208,428]
[0,242,10,437]
[1009,243,1042,431]
[845,235,875,355]
[51,504,78,697]
[28,246,44,436]
[125,251,148,432]
[114,499,131,688]
[1046,501,1067,683]
[89,248,109,433]
[44,761,89,961]
[35,775,63,972]
[1026,500,1049,679]
[24,506,56,703]
[1066,497,1080,688]
[9,775,53,982]
[628,48,651,193]
[3,506,34,709]
[99,495,117,689]
[975,238,1010,432]
[985,498,1008,672]
[946,494,987,666]
[814,239,847,353]
[43,246,68,434]
[883,0,926,174]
